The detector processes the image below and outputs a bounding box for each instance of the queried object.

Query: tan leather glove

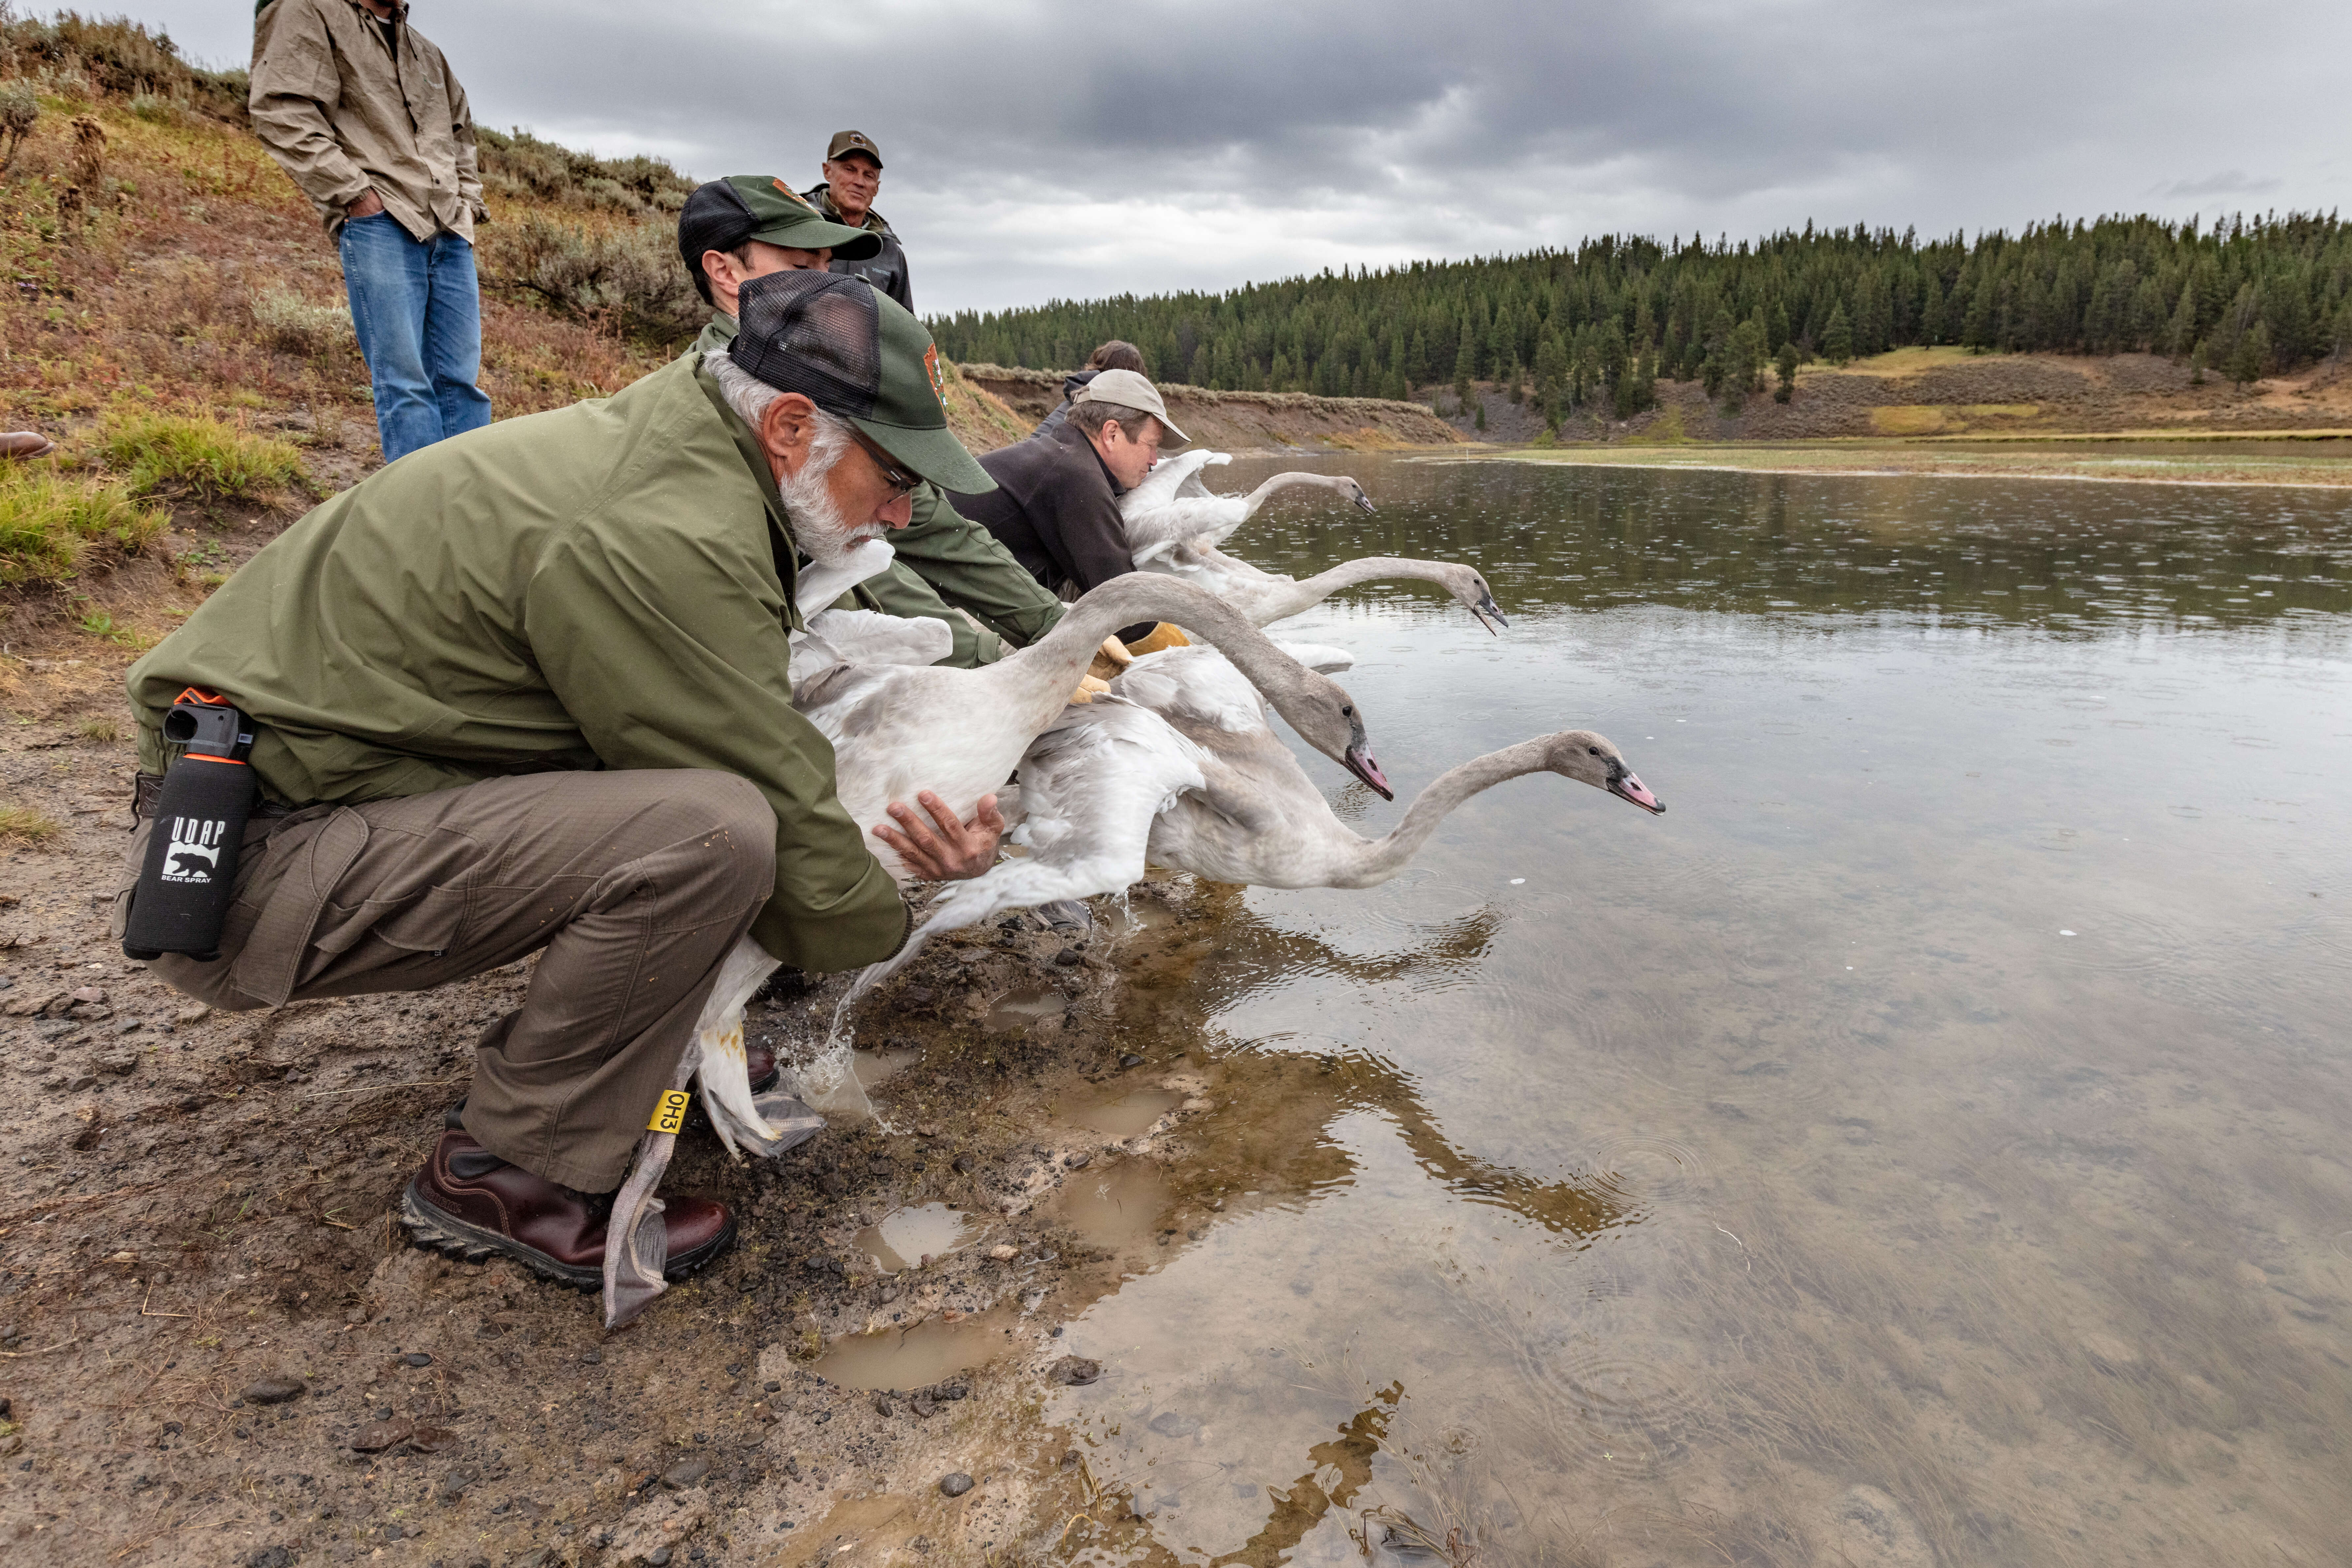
[1086,634,1134,684]
[1123,623,1192,656]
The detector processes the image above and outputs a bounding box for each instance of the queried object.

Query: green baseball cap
[731,270,995,495]
[677,175,882,269]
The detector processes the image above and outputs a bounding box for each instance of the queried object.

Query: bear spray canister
[123,690,258,962]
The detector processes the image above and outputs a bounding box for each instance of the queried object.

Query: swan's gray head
[1544,731,1663,814]
[1437,564,1509,634]
[1271,669,1390,800]
[1344,477,1376,514]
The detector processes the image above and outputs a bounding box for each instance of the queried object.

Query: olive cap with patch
[824,130,884,168]
[731,270,995,495]
[677,175,883,272]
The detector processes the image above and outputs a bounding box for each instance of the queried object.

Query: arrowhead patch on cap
[923,344,948,410]
[773,178,819,213]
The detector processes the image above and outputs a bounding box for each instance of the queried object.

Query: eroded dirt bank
[0,644,1330,1567]
[954,365,1461,453]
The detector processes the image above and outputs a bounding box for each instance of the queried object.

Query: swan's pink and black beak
[1345,742,1393,800]
[1351,489,1378,514]
[1608,767,1665,815]
[1469,588,1509,636]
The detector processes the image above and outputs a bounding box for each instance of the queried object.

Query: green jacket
[693,315,1064,667]
[126,353,906,973]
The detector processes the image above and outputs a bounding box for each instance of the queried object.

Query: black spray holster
[122,691,258,962]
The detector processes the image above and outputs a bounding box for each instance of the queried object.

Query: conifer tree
[1821,303,1854,367]
[1774,341,1799,402]
[2229,321,2271,387]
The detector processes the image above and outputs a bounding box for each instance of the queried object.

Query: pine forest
[927,213,2352,426]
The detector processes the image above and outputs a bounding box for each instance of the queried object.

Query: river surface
[1026,454,2352,1566]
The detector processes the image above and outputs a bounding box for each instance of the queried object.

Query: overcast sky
[134,0,2352,318]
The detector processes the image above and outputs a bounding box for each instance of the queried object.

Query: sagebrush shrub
[251,288,356,359]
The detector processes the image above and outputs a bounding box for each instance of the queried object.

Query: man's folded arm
[248,0,373,214]
[525,526,907,973]
[892,483,1067,647]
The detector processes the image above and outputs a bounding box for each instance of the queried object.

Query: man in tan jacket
[250,0,491,462]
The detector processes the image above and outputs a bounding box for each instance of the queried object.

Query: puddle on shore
[853,1203,974,1274]
[850,1045,921,1089]
[985,986,1065,1031]
[811,1313,1014,1390]
[1051,1160,1172,1254]
[1059,1086,1183,1138]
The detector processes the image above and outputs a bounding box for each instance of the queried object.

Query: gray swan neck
[1340,737,1552,883]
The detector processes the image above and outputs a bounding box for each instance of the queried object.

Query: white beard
[778,445,887,569]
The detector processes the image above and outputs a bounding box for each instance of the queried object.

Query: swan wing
[1120,449,1229,514]
[1172,453,1233,499]
[1113,644,1275,735]
[1271,641,1354,674]
[845,699,1207,998]
[790,659,903,741]
[791,537,898,619]
[797,608,954,670]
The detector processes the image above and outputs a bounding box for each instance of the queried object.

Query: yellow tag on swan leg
[647,1089,691,1134]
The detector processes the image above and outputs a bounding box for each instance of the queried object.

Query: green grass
[98,412,307,504]
[0,466,167,585]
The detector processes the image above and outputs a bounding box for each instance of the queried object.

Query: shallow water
[1043,456,2352,1565]
[854,1202,975,1275]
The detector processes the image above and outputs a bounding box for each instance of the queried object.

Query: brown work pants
[116,770,774,1190]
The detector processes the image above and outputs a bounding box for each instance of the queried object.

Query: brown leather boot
[0,431,55,460]
[399,1131,735,1290]
[746,1038,779,1094]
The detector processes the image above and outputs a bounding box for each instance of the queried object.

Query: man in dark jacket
[952,369,1188,643]
[1033,340,1146,435]
[804,130,912,312]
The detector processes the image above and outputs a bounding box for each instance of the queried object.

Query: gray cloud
[138,1,2352,314]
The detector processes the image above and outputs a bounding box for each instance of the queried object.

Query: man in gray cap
[804,131,912,311]
[679,176,1065,671]
[953,369,1189,647]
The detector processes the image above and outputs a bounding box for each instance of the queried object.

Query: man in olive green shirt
[120,272,1002,1293]
[678,174,1066,668]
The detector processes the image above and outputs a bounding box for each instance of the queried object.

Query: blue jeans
[338,213,492,463]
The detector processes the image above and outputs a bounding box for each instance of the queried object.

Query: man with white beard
[679,176,1069,670]
[117,271,1000,1292]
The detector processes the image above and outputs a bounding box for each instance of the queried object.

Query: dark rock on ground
[1047,1356,1101,1386]
[1119,1053,1144,1068]
[349,1418,413,1453]
[239,1375,306,1405]
[662,1456,711,1489]
[939,1471,974,1497]
[400,1351,433,1367]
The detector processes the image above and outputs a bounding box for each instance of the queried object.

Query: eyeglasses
[849,429,920,499]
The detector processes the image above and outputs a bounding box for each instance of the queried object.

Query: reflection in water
[1041,457,2352,1566]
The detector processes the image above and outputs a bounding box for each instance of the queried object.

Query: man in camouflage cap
[119,271,1008,1298]
[681,176,1065,672]
[803,131,912,312]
